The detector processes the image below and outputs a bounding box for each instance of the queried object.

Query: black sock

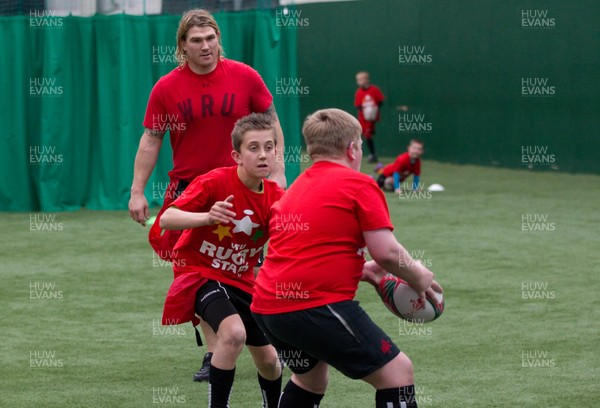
[279,380,324,408]
[366,138,376,157]
[208,364,235,408]
[375,385,417,408]
[258,372,282,408]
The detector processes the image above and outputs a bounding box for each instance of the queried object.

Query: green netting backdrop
[1,12,299,211]
[4,0,599,212]
[296,0,599,174]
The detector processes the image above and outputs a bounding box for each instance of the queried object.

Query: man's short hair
[231,113,276,152]
[409,138,424,147]
[175,9,225,67]
[302,109,361,159]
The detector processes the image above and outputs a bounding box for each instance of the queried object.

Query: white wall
[279,0,355,5]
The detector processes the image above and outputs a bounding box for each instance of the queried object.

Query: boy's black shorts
[195,280,270,347]
[253,300,400,379]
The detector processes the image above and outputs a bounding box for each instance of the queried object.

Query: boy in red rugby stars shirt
[160,113,284,408]
[251,109,442,408]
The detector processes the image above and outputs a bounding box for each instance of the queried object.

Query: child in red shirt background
[355,71,385,163]
[377,139,424,193]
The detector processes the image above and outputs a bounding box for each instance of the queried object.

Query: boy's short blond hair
[302,109,361,159]
[231,112,276,152]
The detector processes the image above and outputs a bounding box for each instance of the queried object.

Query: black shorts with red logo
[253,300,400,379]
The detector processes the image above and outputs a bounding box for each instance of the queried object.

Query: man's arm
[160,195,236,230]
[129,129,164,226]
[265,103,287,189]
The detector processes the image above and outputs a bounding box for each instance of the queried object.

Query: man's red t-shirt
[381,152,421,180]
[251,161,393,315]
[143,59,273,182]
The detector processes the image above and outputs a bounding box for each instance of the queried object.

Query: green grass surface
[2,159,599,407]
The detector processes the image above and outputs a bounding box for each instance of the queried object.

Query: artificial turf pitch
[2,159,599,407]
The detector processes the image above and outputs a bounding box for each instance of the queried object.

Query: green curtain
[1,12,299,211]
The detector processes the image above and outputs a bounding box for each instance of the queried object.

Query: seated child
[376,139,424,193]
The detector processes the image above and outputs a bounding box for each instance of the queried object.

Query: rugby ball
[377,275,444,323]
[362,104,378,122]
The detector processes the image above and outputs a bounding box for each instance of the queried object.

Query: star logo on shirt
[212,224,232,241]
[231,209,260,236]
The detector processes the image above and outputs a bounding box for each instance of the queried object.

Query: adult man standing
[128,9,286,382]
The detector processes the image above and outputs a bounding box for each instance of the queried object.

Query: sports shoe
[367,154,378,163]
[193,352,213,382]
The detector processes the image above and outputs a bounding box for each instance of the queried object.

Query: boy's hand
[417,279,444,306]
[207,195,236,225]
[408,264,434,294]
[430,280,443,294]
[360,260,387,287]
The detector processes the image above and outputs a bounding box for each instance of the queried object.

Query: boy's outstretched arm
[160,195,236,230]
